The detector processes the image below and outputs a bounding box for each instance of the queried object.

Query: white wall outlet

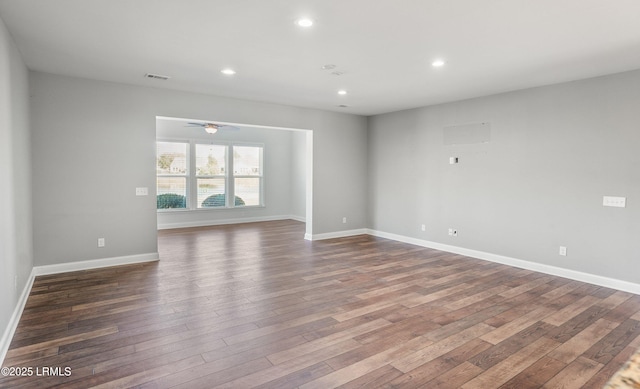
[136,187,149,196]
[342,217,347,224]
[559,246,567,256]
[421,224,426,231]
[603,196,626,208]
[448,228,457,237]
[449,157,459,164]
[98,238,105,248]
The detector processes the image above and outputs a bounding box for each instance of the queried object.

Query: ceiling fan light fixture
[204,124,218,134]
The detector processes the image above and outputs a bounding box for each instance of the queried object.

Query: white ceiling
[1,0,640,116]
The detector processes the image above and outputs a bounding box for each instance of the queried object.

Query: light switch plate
[136,187,149,196]
[603,196,626,208]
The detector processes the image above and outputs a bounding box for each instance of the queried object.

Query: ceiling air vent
[145,73,170,81]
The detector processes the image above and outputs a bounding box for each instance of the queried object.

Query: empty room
[1,1,639,388]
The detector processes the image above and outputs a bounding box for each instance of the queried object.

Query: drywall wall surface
[156,120,294,227]
[0,15,32,344]
[290,130,307,220]
[368,69,640,284]
[30,72,368,265]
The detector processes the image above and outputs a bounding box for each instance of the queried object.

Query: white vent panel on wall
[444,122,491,145]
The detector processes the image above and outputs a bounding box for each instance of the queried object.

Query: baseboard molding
[288,215,306,223]
[306,228,368,241]
[33,252,159,276]
[367,229,640,295]
[158,215,304,230]
[0,268,36,367]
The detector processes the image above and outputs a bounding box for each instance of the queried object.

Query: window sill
[157,205,266,213]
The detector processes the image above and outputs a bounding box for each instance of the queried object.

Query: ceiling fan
[186,122,239,134]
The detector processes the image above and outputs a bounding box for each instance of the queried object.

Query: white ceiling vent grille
[145,73,170,80]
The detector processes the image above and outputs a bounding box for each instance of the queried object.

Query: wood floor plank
[462,337,561,389]
[335,364,403,389]
[481,307,553,345]
[2,220,639,388]
[299,335,436,389]
[547,318,619,364]
[498,356,566,389]
[266,318,391,365]
[384,337,492,388]
[391,323,494,373]
[543,295,601,326]
[582,318,640,364]
[581,344,637,389]
[6,326,119,359]
[213,339,362,388]
[427,361,484,389]
[542,356,603,389]
[468,320,554,371]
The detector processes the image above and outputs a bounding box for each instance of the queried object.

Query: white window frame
[156,140,190,210]
[230,142,264,208]
[157,139,264,211]
[194,142,228,209]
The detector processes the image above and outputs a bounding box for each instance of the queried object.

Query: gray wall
[290,130,307,220]
[30,71,368,266]
[0,16,32,342]
[156,119,301,228]
[368,69,640,284]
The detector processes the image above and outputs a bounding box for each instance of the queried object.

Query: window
[196,144,226,208]
[156,142,188,209]
[233,146,262,206]
[157,141,263,210]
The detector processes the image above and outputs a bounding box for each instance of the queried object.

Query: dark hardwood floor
[2,220,639,388]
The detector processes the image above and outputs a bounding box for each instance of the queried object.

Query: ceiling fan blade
[185,122,205,127]
[217,125,240,131]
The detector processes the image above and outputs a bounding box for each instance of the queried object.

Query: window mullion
[227,145,234,207]
[189,141,196,209]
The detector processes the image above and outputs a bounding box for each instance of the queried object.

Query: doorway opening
[155,116,313,238]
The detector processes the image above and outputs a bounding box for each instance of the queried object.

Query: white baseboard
[33,252,159,276]
[306,228,368,241]
[367,229,640,295]
[158,215,304,230]
[288,215,306,223]
[0,268,36,367]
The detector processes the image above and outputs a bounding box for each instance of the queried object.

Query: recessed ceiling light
[338,90,347,95]
[321,64,336,70]
[296,18,314,27]
[432,59,446,67]
[221,68,236,75]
